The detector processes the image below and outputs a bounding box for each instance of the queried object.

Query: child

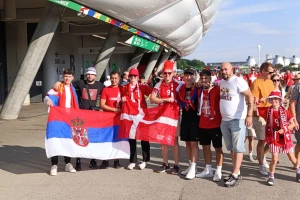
[258,90,300,186]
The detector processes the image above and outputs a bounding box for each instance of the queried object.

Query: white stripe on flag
[45,138,130,160]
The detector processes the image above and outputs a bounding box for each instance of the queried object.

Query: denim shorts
[220,119,246,153]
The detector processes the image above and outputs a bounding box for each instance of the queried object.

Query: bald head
[220,62,234,80]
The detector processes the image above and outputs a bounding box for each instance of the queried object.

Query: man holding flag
[150,60,184,174]
[44,69,78,176]
[121,68,153,170]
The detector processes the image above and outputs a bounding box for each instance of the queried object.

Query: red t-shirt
[121,84,152,108]
[152,80,184,104]
[101,86,121,108]
[199,87,222,128]
[247,73,258,86]
[284,73,293,86]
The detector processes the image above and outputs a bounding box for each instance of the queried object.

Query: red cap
[129,68,139,76]
[267,90,282,103]
[162,60,175,72]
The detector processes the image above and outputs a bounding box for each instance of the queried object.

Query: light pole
[257,45,261,67]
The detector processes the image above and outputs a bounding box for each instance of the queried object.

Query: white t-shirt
[64,85,71,108]
[219,75,249,121]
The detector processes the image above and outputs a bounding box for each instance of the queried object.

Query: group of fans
[44,60,300,187]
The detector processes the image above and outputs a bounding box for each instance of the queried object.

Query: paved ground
[0,103,300,200]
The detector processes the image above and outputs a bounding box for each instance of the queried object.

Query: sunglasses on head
[163,72,172,76]
[272,79,280,82]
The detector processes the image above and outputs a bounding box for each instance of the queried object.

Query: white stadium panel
[129,0,199,37]
[73,0,221,56]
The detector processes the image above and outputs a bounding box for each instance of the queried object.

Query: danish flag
[119,97,179,146]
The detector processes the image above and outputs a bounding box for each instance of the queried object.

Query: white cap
[85,67,97,75]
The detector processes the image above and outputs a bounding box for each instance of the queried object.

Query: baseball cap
[85,67,97,75]
[184,68,195,75]
[129,68,139,76]
[267,90,283,104]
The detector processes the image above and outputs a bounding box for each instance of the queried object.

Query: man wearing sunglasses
[150,60,184,175]
[121,68,152,170]
[250,62,275,176]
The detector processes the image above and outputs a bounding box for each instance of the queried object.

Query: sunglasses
[264,70,274,74]
[163,72,172,76]
[272,79,280,82]
[129,75,137,77]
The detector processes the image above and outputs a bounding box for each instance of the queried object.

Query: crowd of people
[44,61,300,187]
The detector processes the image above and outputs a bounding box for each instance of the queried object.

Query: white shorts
[269,144,293,154]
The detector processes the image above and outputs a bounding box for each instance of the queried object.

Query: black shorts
[180,121,200,142]
[198,127,222,148]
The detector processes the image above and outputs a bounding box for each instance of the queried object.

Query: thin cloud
[218,1,300,19]
[229,22,280,35]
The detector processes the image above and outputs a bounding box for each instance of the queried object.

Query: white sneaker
[127,163,136,170]
[138,162,147,170]
[181,166,190,176]
[259,165,268,176]
[50,165,57,176]
[249,155,255,162]
[196,169,213,178]
[263,159,270,168]
[185,167,196,180]
[65,163,76,173]
[213,171,222,182]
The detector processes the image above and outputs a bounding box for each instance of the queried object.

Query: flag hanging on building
[119,100,179,146]
[45,107,130,159]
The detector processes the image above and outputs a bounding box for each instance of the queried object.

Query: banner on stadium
[119,99,179,146]
[45,107,130,159]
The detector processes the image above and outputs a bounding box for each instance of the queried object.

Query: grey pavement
[0,103,300,200]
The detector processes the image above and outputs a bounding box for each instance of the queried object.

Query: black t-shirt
[181,87,199,123]
[72,80,104,110]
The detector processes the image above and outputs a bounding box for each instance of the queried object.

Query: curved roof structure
[73,0,222,56]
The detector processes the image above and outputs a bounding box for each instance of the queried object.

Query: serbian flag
[119,99,179,146]
[45,107,130,159]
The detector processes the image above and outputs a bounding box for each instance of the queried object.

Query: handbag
[85,84,100,111]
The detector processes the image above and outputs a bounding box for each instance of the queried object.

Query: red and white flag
[119,98,179,146]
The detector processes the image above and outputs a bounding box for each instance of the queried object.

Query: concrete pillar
[0,2,64,120]
[94,26,122,81]
[126,48,146,70]
[156,51,172,72]
[143,47,163,81]
[4,0,16,20]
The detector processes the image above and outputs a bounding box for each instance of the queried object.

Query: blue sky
[186,0,300,64]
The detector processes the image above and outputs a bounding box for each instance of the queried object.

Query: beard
[87,78,95,83]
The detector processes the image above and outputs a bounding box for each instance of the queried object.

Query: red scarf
[58,83,79,109]
[265,105,293,149]
[197,86,215,120]
[124,83,141,108]
[178,84,196,111]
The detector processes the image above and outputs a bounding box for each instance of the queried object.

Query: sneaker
[138,162,147,170]
[127,163,136,170]
[249,155,255,162]
[196,169,213,178]
[259,165,269,176]
[296,173,300,183]
[263,159,270,168]
[223,174,242,182]
[267,177,275,186]
[156,163,170,173]
[181,166,190,176]
[213,171,222,182]
[185,166,196,180]
[75,159,81,171]
[65,163,76,173]
[113,160,122,169]
[99,160,109,169]
[89,159,98,169]
[50,165,58,176]
[224,174,240,187]
[171,165,180,175]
